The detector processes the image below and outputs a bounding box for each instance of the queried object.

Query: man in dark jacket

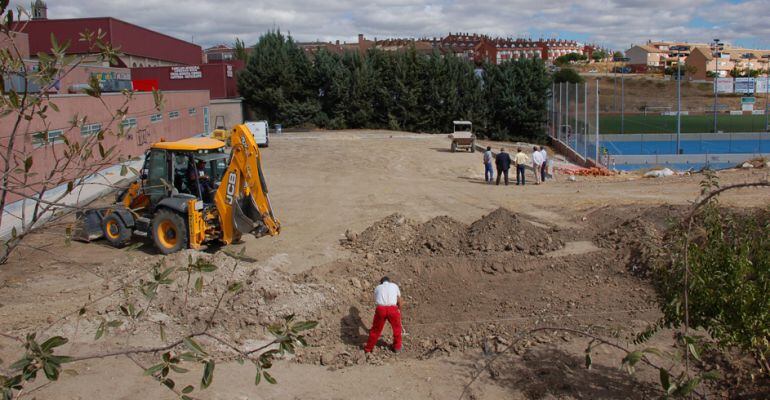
[495,148,512,186]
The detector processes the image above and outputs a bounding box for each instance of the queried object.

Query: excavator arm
[213,124,280,244]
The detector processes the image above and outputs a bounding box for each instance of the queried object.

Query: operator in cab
[189,159,213,202]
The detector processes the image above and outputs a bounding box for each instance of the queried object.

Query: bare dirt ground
[1,130,769,399]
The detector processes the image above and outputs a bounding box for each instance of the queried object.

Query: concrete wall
[209,99,244,130]
[0,90,210,202]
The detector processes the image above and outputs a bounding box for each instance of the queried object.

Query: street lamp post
[613,56,630,134]
[673,47,683,154]
[765,58,770,132]
[712,38,724,133]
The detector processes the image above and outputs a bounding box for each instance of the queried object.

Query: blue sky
[13,0,770,51]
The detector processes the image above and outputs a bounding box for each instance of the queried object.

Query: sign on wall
[716,77,733,93]
[735,77,755,94]
[741,97,755,112]
[170,66,202,80]
[226,65,233,78]
[91,71,130,81]
[756,78,769,94]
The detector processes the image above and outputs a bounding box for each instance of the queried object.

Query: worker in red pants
[364,276,403,353]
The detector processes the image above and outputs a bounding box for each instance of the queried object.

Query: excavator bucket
[231,195,268,237]
[73,209,105,242]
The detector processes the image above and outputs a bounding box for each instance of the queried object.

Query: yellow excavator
[75,124,280,254]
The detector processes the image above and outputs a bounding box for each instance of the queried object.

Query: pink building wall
[0,90,210,202]
[0,31,30,59]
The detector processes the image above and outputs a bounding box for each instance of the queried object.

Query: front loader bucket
[73,209,105,242]
[232,195,268,237]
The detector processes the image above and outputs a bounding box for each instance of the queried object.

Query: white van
[245,120,269,148]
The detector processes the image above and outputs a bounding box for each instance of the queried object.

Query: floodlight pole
[621,70,625,134]
[676,51,682,154]
[566,82,570,141]
[559,83,564,141]
[765,63,769,132]
[584,82,588,156]
[575,82,580,150]
[595,79,600,163]
[712,39,721,134]
[552,82,556,137]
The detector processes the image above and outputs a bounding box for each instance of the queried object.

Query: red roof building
[15,17,203,67]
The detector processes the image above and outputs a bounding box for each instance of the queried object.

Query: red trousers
[364,305,402,352]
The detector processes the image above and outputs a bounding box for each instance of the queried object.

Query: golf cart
[449,120,476,152]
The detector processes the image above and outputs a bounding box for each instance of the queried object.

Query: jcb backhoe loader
[75,124,280,254]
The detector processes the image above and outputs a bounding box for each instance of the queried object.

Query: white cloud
[10,0,769,50]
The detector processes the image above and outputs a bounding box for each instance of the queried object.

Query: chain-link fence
[549,76,770,170]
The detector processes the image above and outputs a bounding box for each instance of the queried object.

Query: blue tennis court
[604,137,770,155]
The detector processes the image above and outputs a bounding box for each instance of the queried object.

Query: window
[32,129,64,148]
[81,123,102,137]
[120,117,137,130]
[188,107,197,116]
[150,113,163,123]
[169,111,180,119]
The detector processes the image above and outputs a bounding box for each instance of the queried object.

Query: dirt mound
[412,216,468,255]
[345,213,418,254]
[593,206,682,276]
[468,208,562,254]
[345,208,563,256]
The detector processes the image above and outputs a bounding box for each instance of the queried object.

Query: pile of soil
[592,205,683,276]
[468,208,560,254]
[344,207,564,257]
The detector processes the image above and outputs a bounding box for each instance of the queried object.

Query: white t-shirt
[483,150,493,165]
[532,150,544,166]
[374,281,401,306]
[540,149,548,162]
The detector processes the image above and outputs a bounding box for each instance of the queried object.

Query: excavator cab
[75,127,280,254]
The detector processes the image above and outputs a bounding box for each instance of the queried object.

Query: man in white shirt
[539,147,549,182]
[531,146,544,184]
[483,146,494,184]
[364,276,403,353]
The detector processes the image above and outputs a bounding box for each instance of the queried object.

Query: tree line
[237,31,551,141]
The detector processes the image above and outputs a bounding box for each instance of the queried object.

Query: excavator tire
[151,209,188,255]
[102,213,132,247]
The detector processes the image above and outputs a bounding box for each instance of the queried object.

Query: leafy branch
[0,253,318,400]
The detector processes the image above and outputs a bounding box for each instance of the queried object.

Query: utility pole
[712,38,723,133]
[765,63,769,132]
[674,47,682,154]
[559,83,563,141]
[620,71,624,134]
[614,56,630,134]
[595,79,600,163]
[552,82,556,138]
[584,82,588,156]
[575,81,579,149]
[566,82,570,142]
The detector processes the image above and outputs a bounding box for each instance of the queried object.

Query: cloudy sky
[15,0,770,50]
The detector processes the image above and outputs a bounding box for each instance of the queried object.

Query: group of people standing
[483,146,548,186]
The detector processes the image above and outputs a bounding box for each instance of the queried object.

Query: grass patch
[599,114,769,134]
